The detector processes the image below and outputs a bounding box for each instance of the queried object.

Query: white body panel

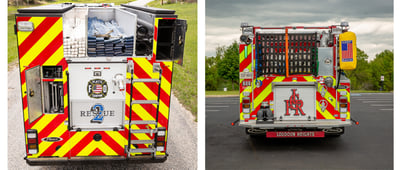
[68,62,126,130]
[273,85,316,121]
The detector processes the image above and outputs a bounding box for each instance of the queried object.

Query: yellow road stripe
[18,17,46,45]
[19,18,62,70]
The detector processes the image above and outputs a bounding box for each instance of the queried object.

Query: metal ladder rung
[131,100,158,104]
[129,148,156,153]
[132,79,160,83]
[130,129,158,133]
[130,140,155,144]
[130,120,157,125]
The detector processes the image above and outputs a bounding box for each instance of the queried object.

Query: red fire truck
[238,22,358,138]
[15,3,186,164]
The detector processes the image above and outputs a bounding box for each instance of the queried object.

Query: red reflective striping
[101,133,125,156]
[25,32,63,68]
[22,95,28,109]
[316,91,337,119]
[154,26,158,41]
[89,148,106,156]
[37,115,67,145]
[19,17,60,58]
[39,129,69,157]
[316,110,325,119]
[68,132,96,157]
[239,53,252,72]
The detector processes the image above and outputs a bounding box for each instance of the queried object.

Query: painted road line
[206,106,229,108]
[380,109,393,111]
[370,104,393,107]
[350,93,362,96]
[206,110,220,112]
[362,101,393,103]
[357,99,392,101]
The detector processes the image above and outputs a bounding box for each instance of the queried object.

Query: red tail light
[242,97,251,113]
[26,129,38,155]
[339,96,348,113]
[156,127,166,152]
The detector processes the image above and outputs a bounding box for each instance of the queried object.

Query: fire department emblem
[87,79,108,98]
[284,89,306,116]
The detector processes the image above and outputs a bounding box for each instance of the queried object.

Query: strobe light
[240,23,253,45]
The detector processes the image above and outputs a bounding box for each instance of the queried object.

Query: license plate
[266,131,325,138]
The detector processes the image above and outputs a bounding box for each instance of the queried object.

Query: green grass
[206,91,239,96]
[148,1,197,116]
[351,90,392,93]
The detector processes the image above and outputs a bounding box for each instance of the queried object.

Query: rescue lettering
[284,89,306,116]
[80,110,115,117]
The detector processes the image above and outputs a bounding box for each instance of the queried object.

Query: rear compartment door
[171,19,187,65]
[25,66,43,123]
[273,84,316,121]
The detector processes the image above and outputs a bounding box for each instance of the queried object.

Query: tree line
[206,41,393,91]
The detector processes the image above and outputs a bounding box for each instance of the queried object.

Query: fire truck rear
[15,3,186,164]
[238,22,357,138]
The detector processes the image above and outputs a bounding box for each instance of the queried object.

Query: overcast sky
[206,0,393,60]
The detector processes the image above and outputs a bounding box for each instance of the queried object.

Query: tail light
[27,129,38,154]
[339,91,348,113]
[242,97,251,114]
[156,127,166,152]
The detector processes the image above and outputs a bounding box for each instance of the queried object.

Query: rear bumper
[239,120,351,129]
[25,155,167,166]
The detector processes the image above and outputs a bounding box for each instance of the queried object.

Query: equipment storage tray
[63,7,137,58]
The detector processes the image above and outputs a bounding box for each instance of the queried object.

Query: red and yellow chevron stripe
[239,41,351,122]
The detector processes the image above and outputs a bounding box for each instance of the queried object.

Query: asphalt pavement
[206,93,393,169]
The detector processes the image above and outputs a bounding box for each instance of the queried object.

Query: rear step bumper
[25,155,167,166]
[239,120,351,129]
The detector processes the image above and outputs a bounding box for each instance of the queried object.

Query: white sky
[206,0,393,61]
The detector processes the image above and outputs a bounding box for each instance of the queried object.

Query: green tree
[369,50,393,91]
[345,48,373,90]
[205,56,219,90]
[217,41,239,90]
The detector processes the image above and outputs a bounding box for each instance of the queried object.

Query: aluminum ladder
[125,62,162,158]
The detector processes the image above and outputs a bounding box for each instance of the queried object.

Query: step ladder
[125,62,163,158]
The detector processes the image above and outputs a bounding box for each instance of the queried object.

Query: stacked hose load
[87,17,134,57]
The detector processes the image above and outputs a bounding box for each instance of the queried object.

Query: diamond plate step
[130,120,157,125]
[128,148,156,153]
[130,129,158,133]
[130,140,155,144]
